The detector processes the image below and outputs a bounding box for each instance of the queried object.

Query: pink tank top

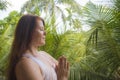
[22,53,57,80]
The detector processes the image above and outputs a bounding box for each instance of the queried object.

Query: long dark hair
[6,14,45,80]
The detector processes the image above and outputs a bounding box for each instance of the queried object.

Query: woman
[6,14,69,80]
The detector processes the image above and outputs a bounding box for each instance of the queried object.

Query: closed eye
[40,27,44,31]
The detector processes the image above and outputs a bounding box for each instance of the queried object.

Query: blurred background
[0,0,120,80]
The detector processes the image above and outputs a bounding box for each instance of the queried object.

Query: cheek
[35,32,41,41]
[36,31,43,40]
[34,30,41,35]
[32,31,41,40]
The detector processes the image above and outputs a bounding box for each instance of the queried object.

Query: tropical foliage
[0,11,20,79]
[0,0,120,80]
[0,0,9,10]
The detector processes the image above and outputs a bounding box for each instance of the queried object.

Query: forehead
[36,19,44,28]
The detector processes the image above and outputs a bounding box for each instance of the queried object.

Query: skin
[15,19,69,80]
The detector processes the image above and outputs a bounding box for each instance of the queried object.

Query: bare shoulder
[16,57,38,71]
[16,57,35,66]
[15,57,44,80]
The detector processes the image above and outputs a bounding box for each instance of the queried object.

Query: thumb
[55,64,58,71]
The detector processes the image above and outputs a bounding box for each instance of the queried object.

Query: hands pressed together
[55,56,70,80]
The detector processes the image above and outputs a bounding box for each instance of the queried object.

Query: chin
[39,42,46,46]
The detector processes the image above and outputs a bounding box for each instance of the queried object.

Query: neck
[31,45,38,54]
[26,45,39,56]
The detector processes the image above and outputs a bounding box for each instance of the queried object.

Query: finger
[61,56,67,68]
[67,62,69,71]
[62,55,65,58]
[63,57,67,69]
[60,57,66,70]
[55,65,58,74]
[58,56,66,70]
[58,57,63,69]
[58,56,62,64]
[55,64,58,70]
[61,56,67,69]
[58,56,63,61]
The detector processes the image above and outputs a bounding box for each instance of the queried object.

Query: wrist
[62,77,68,80]
[58,77,68,80]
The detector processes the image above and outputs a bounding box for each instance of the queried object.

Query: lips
[43,37,45,39]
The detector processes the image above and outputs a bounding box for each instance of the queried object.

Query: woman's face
[32,19,46,47]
